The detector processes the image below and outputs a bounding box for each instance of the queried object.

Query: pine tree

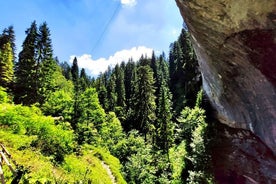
[124,59,136,110]
[70,57,81,130]
[169,29,202,116]
[106,73,117,112]
[80,68,90,91]
[15,21,38,105]
[2,26,16,63]
[132,65,156,141]
[71,57,79,86]
[114,64,126,108]
[155,55,174,153]
[37,22,57,104]
[156,82,174,153]
[0,41,14,90]
[96,72,108,110]
[60,61,72,80]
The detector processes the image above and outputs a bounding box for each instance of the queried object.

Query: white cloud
[120,0,137,7]
[70,46,153,77]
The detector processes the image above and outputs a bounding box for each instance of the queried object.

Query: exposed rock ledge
[175,0,276,154]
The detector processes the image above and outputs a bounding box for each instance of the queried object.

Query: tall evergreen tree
[95,72,108,110]
[71,57,79,86]
[124,59,136,110]
[70,57,81,130]
[169,29,201,116]
[60,61,72,80]
[114,64,126,108]
[155,55,174,153]
[106,73,117,112]
[0,41,14,90]
[156,81,174,153]
[2,26,16,63]
[37,22,57,104]
[79,68,90,91]
[15,21,38,105]
[132,65,156,141]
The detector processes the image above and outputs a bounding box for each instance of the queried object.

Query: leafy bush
[0,86,9,103]
[176,107,206,146]
[176,106,214,184]
[76,88,106,144]
[99,112,125,152]
[169,141,186,183]
[42,90,73,121]
[0,103,75,162]
[62,153,113,183]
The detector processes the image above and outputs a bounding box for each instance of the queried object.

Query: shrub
[0,86,9,103]
[0,103,75,162]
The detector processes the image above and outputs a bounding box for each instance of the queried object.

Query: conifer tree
[155,55,174,153]
[79,68,90,91]
[124,59,136,110]
[0,41,14,90]
[15,21,38,105]
[169,29,201,116]
[156,82,174,153]
[2,26,16,63]
[96,72,108,110]
[70,57,81,130]
[106,73,117,112]
[114,64,126,108]
[132,65,156,141]
[71,57,79,86]
[37,22,57,104]
[60,61,72,80]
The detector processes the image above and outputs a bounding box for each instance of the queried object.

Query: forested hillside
[0,21,214,183]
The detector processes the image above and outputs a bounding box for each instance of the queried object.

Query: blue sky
[1,0,183,76]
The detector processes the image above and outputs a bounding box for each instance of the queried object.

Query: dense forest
[0,21,214,183]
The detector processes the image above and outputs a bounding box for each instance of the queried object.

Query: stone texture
[175,0,276,154]
[210,122,276,184]
[175,1,276,182]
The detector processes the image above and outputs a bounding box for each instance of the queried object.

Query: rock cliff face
[175,0,276,152]
[175,0,276,182]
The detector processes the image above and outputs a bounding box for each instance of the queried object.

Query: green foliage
[169,29,202,115]
[177,107,206,146]
[99,112,125,152]
[76,87,106,144]
[124,143,172,184]
[42,89,74,121]
[71,57,79,83]
[0,130,124,183]
[92,147,127,184]
[187,119,214,184]
[132,65,156,139]
[15,21,38,105]
[62,153,113,183]
[169,141,186,183]
[177,106,214,184]
[0,41,14,90]
[195,88,203,108]
[112,130,146,163]
[124,143,157,184]
[1,21,214,183]
[0,86,10,103]
[0,103,75,162]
